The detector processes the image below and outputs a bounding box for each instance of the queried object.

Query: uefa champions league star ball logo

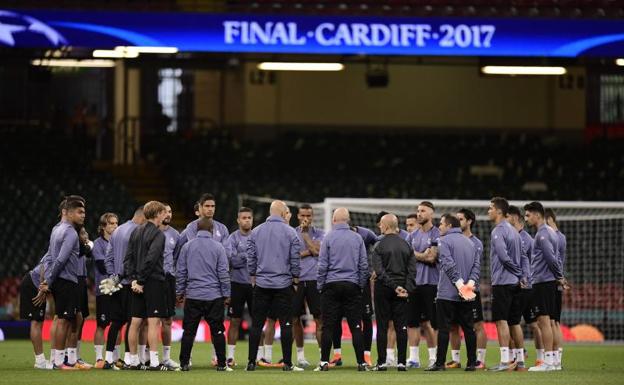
[0,10,67,47]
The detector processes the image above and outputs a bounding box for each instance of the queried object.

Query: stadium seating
[157,130,624,230]
[0,130,137,278]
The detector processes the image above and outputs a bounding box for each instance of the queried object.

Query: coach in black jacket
[124,201,172,371]
[371,214,417,371]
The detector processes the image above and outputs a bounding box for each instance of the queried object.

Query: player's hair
[198,193,215,205]
[98,212,118,236]
[134,206,144,216]
[419,201,435,211]
[193,202,199,211]
[491,197,510,216]
[65,199,85,211]
[407,213,418,220]
[441,213,460,228]
[238,206,253,214]
[544,208,558,225]
[524,201,545,217]
[457,208,476,228]
[197,217,214,233]
[299,203,313,211]
[59,195,86,214]
[375,211,389,224]
[143,201,166,220]
[507,205,524,222]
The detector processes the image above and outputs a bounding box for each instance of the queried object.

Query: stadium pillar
[114,60,141,165]
[193,70,222,128]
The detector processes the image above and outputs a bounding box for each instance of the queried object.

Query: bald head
[332,208,350,224]
[270,200,288,218]
[379,213,399,235]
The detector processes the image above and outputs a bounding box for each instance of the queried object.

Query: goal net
[240,195,624,341]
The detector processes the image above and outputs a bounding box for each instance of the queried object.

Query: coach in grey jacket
[246,200,302,371]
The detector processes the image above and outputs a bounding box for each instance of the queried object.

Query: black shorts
[228,282,253,319]
[407,284,437,328]
[165,274,176,318]
[109,284,131,322]
[51,278,78,320]
[131,280,168,319]
[554,289,563,322]
[532,281,557,319]
[470,291,484,323]
[521,289,537,324]
[19,273,46,322]
[436,299,475,333]
[77,277,90,318]
[293,280,321,319]
[491,284,523,324]
[96,295,111,328]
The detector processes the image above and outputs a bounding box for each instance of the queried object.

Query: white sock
[149,351,159,367]
[553,350,560,365]
[428,347,437,362]
[228,345,236,360]
[333,348,341,356]
[264,345,273,362]
[124,352,132,365]
[297,347,305,361]
[132,354,140,366]
[163,346,171,362]
[138,345,147,363]
[105,351,114,364]
[545,351,554,365]
[50,349,56,363]
[477,348,487,363]
[558,348,563,363]
[35,353,46,364]
[364,350,371,356]
[536,349,545,361]
[513,348,524,363]
[409,346,419,362]
[386,348,395,362]
[451,350,460,363]
[95,345,103,361]
[113,345,120,362]
[76,341,81,359]
[55,350,65,366]
[500,347,510,363]
[67,348,77,365]
[256,345,264,361]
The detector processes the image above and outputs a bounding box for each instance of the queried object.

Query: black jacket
[372,233,417,292]
[124,221,166,285]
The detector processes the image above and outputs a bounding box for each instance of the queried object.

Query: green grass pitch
[0,340,622,385]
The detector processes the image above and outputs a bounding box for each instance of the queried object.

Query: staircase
[101,164,191,230]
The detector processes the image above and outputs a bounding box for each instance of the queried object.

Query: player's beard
[163,218,171,226]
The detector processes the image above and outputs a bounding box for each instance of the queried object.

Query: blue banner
[1,9,623,57]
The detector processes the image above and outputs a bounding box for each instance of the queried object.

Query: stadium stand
[0,129,137,279]
[157,130,624,228]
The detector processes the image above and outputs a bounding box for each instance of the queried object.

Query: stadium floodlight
[93,46,177,59]
[257,62,344,71]
[31,59,116,67]
[92,49,138,58]
[129,46,179,54]
[616,58,624,66]
[481,66,567,75]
